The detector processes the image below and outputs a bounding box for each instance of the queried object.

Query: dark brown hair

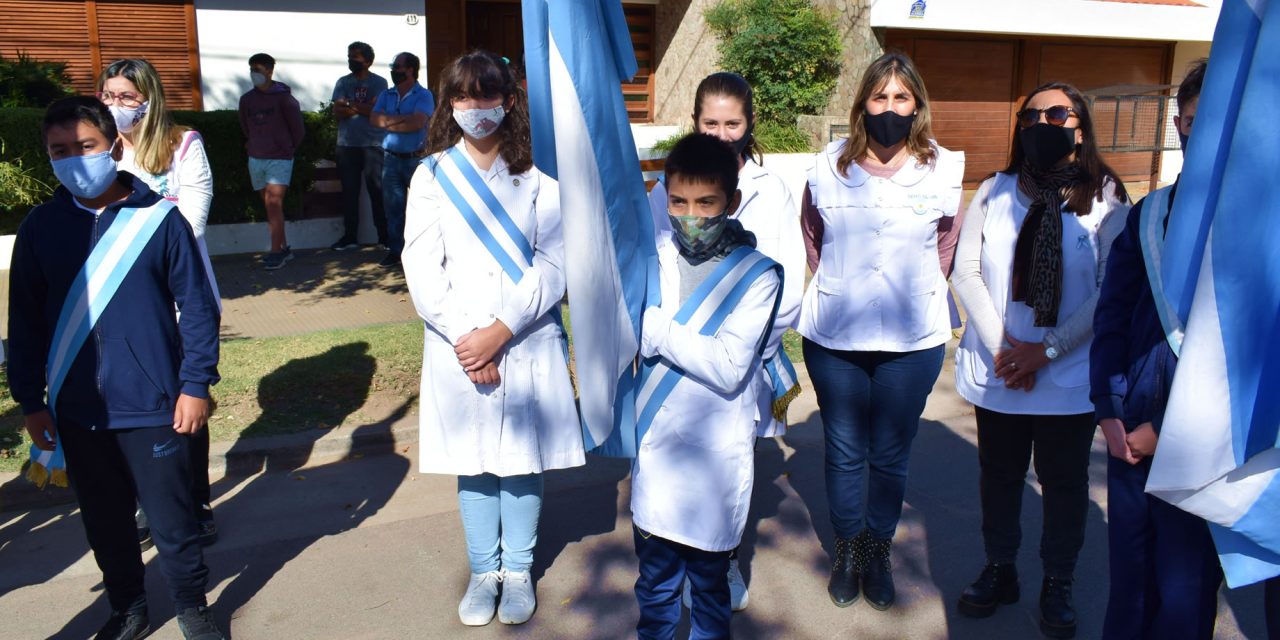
[1000,81,1129,213]
[693,72,762,165]
[1177,58,1208,114]
[837,52,937,176]
[424,50,532,175]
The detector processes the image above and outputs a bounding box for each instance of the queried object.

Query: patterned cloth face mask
[453,105,506,140]
[668,210,730,255]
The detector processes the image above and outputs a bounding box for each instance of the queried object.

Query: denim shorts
[247,157,294,191]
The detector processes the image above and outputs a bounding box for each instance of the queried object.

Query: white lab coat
[403,142,584,476]
[648,158,804,436]
[630,235,781,552]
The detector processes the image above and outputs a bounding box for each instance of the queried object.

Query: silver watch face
[1046,346,1060,360]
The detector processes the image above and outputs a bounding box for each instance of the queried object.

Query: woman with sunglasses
[798,52,964,612]
[98,58,221,548]
[951,82,1128,639]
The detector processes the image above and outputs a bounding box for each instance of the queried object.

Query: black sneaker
[95,610,150,640]
[176,606,226,640]
[263,246,294,270]
[330,237,358,251]
[378,253,401,268]
[135,508,153,552]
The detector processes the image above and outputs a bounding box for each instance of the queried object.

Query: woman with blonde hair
[798,51,965,611]
[98,58,221,548]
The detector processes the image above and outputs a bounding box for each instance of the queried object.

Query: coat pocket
[99,338,168,413]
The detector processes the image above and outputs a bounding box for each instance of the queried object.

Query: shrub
[704,0,841,125]
[0,107,338,234]
[0,52,75,108]
[0,141,53,211]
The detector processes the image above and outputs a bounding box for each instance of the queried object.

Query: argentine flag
[522,0,659,457]
[1146,0,1280,588]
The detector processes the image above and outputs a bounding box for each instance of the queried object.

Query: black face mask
[864,111,916,148]
[1179,132,1189,155]
[390,70,408,85]
[731,126,753,158]
[1020,123,1078,170]
[348,59,364,74]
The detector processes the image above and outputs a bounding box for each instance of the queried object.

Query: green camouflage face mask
[668,210,729,256]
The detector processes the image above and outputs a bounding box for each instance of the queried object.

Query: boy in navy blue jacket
[7,96,224,640]
[1089,61,1225,640]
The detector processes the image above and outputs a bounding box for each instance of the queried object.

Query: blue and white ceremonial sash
[621,246,780,456]
[1138,186,1185,355]
[523,0,660,454]
[425,147,535,284]
[1146,0,1280,588]
[764,351,801,423]
[27,199,175,489]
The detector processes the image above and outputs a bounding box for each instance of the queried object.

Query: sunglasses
[1017,105,1077,129]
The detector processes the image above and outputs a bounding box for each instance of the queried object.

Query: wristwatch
[1045,345,1061,361]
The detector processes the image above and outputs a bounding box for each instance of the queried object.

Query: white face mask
[109,101,148,134]
[452,105,505,140]
[251,72,268,87]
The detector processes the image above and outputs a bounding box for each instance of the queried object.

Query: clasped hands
[993,332,1049,392]
[1101,418,1157,465]
[455,320,513,386]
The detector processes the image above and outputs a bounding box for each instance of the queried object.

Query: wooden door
[466,1,523,64]
[425,0,465,92]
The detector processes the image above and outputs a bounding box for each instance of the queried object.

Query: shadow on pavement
[213,248,405,305]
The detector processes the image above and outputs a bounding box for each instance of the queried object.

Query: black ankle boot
[827,534,860,607]
[861,535,895,610]
[1039,576,1077,639]
[957,562,1020,618]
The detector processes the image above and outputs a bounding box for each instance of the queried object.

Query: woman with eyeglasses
[98,58,221,548]
[798,52,964,612]
[950,82,1128,639]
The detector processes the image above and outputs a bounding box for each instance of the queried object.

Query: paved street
[0,362,1270,639]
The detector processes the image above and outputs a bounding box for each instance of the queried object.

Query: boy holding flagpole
[7,96,223,640]
[630,133,782,638]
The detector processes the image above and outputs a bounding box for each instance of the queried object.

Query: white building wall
[1160,40,1214,184]
[195,0,428,111]
[871,0,1220,42]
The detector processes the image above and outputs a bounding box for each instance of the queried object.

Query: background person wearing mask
[330,41,389,252]
[951,81,1129,639]
[98,57,222,549]
[371,51,434,268]
[238,52,304,270]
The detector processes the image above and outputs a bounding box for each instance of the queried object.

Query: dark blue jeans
[803,339,945,540]
[1103,455,1222,640]
[337,145,385,245]
[633,526,731,640]
[381,153,420,256]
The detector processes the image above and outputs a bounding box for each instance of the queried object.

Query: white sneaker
[498,569,536,624]
[727,559,749,612]
[458,571,502,626]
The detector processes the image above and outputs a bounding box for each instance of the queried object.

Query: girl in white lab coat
[646,71,805,612]
[403,51,583,628]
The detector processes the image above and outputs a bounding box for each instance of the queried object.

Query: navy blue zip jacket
[7,172,221,429]
[1090,182,1178,433]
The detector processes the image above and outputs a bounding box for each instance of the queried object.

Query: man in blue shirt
[330,41,389,252]
[371,51,434,268]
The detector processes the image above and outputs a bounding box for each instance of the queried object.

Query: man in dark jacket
[239,52,305,270]
[8,96,224,640]
[1090,60,1226,640]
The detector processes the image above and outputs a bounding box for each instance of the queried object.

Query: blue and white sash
[27,200,174,488]
[632,246,782,450]
[425,147,535,284]
[1139,186,1185,355]
[764,350,801,423]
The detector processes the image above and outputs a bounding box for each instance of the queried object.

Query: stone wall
[652,0,881,128]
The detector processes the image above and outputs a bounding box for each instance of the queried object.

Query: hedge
[0,107,337,235]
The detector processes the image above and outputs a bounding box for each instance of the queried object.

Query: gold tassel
[771,383,802,423]
[25,461,49,489]
[50,468,69,488]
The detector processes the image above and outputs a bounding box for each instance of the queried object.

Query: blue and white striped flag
[522,0,659,457]
[1146,0,1280,588]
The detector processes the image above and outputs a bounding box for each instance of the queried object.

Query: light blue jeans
[458,473,544,574]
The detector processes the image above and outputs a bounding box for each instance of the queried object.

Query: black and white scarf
[1011,162,1083,327]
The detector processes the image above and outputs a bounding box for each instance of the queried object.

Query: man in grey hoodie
[238,52,305,270]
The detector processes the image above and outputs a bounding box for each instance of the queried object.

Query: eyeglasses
[97,91,144,109]
[1017,105,1077,129]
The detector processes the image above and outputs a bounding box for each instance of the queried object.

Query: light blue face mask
[50,147,119,200]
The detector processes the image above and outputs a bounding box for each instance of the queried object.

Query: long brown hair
[836,52,936,176]
[98,59,189,176]
[1000,81,1128,213]
[693,72,762,165]
[424,50,532,175]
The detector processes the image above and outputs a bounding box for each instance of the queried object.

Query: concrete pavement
[0,364,1271,639]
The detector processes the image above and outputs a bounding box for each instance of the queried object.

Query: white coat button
[488,313,495,319]
[873,265,880,272]
[488,271,494,277]
[872,300,881,308]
